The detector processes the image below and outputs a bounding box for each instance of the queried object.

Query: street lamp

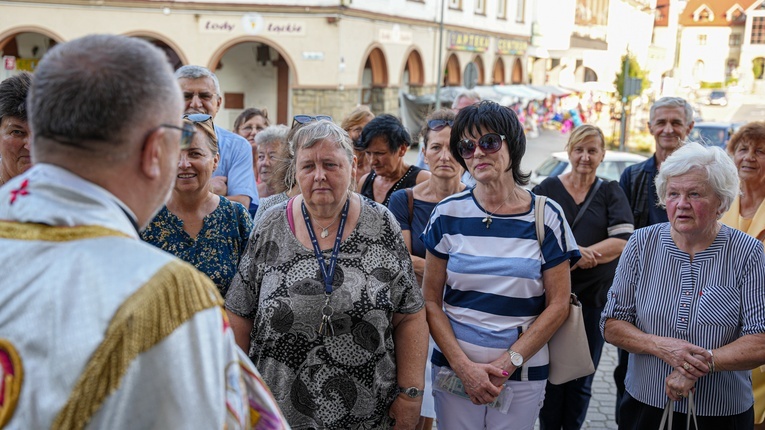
[434,0,445,110]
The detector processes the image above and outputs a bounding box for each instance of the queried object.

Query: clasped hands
[454,354,514,406]
[656,336,713,401]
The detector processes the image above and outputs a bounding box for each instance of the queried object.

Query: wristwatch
[507,349,524,367]
[398,386,425,399]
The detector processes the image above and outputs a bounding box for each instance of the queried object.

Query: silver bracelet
[707,349,715,373]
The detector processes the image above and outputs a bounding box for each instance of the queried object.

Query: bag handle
[405,188,414,226]
[571,178,602,230]
[535,195,546,248]
[658,391,697,430]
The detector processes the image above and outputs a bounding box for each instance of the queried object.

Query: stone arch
[207,37,296,126]
[0,26,64,71]
[511,57,524,84]
[473,55,485,85]
[361,45,389,87]
[123,31,188,70]
[445,53,461,86]
[402,47,425,87]
[492,57,506,84]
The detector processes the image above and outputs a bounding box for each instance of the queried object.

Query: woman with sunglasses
[341,105,375,184]
[141,114,253,297]
[532,125,633,430]
[420,101,579,430]
[388,109,465,430]
[357,114,430,206]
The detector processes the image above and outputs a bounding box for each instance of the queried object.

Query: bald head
[28,34,182,159]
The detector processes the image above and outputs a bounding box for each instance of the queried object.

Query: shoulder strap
[405,188,414,226]
[571,179,603,230]
[535,195,546,248]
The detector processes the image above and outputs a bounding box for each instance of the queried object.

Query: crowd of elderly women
[6,64,765,429]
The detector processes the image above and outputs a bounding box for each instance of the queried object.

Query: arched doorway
[445,54,461,86]
[511,58,524,84]
[0,28,62,75]
[209,39,294,127]
[692,60,705,83]
[492,58,505,84]
[361,46,389,113]
[584,67,597,82]
[128,33,186,70]
[402,49,424,94]
[473,56,485,86]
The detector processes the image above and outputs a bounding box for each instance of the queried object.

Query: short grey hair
[291,121,355,192]
[649,97,693,125]
[255,124,290,148]
[452,90,481,109]
[656,142,739,217]
[29,34,180,152]
[174,65,221,96]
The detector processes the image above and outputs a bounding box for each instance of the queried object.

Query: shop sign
[265,22,305,36]
[200,17,239,34]
[16,58,39,72]
[448,31,490,53]
[3,56,15,71]
[302,52,324,61]
[496,38,528,55]
[380,27,412,45]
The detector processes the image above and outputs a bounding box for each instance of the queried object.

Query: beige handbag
[534,195,595,385]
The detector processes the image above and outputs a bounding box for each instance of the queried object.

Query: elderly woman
[255,124,290,200]
[234,107,269,150]
[341,105,375,184]
[225,120,427,429]
[357,114,430,206]
[602,142,765,429]
[141,114,253,297]
[420,101,579,429]
[532,124,634,430]
[720,122,765,429]
[388,109,465,430]
[0,72,33,186]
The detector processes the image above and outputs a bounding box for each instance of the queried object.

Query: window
[515,0,525,23]
[448,0,461,10]
[698,34,707,45]
[730,34,742,46]
[752,16,765,44]
[475,0,486,15]
[497,0,507,19]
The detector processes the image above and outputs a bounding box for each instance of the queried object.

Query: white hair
[655,142,739,218]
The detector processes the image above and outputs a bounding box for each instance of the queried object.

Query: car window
[596,161,621,182]
[536,157,567,177]
[689,126,728,148]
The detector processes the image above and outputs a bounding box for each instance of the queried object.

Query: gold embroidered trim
[0,221,130,242]
[52,260,223,430]
[0,339,24,428]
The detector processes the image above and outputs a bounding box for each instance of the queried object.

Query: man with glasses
[0,35,286,429]
[175,65,258,212]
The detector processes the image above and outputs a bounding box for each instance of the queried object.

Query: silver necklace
[312,212,341,238]
[481,192,513,229]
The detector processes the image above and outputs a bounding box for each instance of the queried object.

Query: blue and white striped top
[601,223,765,416]
[420,189,579,381]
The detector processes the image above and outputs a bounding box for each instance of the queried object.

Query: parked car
[529,150,647,186]
[688,122,742,149]
[703,90,728,106]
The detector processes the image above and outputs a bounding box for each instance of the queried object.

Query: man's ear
[141,128,164,180]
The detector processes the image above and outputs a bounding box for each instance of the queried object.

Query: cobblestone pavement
[563,342,619,430]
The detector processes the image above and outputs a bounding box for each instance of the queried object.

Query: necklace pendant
[482,216,492,228]
[320,228,329,239]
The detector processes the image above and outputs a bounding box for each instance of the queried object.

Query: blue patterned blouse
[141,197,253,297]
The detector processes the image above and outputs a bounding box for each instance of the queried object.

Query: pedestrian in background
[0,72,32,186]
[421,101,579,430]
[341,105,375,185]
[534,124,633,430]
[603,142,765,429]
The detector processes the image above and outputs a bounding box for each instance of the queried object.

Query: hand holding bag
[658,391,699,430]
[534,195,595,385]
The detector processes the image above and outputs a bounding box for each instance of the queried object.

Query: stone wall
[291,86,404,122]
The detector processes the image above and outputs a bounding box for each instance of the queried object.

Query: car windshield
[536,157,568,177]
[710,91,725,98]
[689,126,728,148]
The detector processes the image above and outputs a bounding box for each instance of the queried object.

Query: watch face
[510,351,523,367]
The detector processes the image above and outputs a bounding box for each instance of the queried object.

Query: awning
[528,85,573,97]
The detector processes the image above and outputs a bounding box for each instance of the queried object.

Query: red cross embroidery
[9,179,29,204]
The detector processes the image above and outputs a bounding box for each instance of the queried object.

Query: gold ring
[683,362,690,371]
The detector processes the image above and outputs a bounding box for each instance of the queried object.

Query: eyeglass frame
[154,123,195,150]
[291,114,333,128]
[428,119,454,131]
[458,133,506,159]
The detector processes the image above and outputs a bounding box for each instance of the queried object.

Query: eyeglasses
[428,119,454,131]
[157,123,195,150]
[458,133,506,159]
[292,114,333,128]
[184,113,213,124]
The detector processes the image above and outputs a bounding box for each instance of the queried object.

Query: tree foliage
[613,53,649,101]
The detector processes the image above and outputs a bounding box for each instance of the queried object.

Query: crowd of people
[1,33,765,430]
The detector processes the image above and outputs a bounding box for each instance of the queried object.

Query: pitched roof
[678,0,756,26]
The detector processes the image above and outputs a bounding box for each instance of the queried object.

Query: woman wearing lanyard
[225,120,427,429]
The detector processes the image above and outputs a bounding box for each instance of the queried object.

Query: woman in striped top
[602,142,765,429]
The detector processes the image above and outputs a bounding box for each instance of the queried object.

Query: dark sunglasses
[158,123,195,150]
[428,119,454,131]
[458,133,506,159]
[292,114,333,128]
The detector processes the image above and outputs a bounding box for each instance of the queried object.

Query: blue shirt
[420,189,580,380]
[214,126,258,206]
[141,197,253,297]
[601,223,765,416]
